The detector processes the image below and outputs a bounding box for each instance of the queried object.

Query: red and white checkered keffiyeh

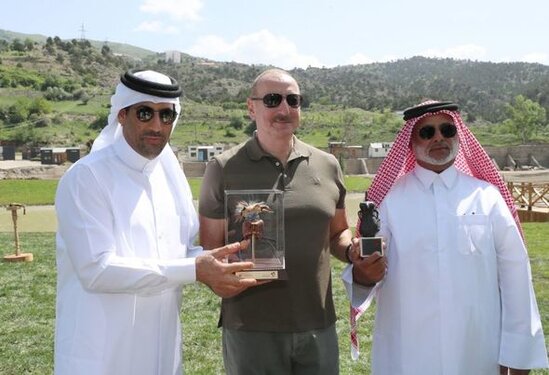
[349,101,522,360]
[367,101,521,232]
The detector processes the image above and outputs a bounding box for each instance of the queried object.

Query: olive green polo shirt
[199,135,346,332]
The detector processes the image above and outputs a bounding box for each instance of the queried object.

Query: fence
[507,182,549,222]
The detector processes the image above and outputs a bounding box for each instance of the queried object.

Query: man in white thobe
[343,101,548,374]
[54,69,259,375]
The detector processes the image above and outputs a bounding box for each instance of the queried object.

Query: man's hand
[196,241,262,298]
[349,239,387,286]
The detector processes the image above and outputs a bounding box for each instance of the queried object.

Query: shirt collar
[113,135,161,174]
[245,132,311,162]
[413,163,458,190]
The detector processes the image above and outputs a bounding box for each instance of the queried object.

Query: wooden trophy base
[235,258,286,280]
[3,253,34,262]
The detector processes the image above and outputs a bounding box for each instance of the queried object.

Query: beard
[413,137,459,166]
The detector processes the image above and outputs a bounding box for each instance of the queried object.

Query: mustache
[143,131,163,137]
[274,115,292,122]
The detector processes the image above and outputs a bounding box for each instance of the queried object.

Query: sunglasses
[130,105,177,125]
[417,122,457,140]
[250,93,303,108]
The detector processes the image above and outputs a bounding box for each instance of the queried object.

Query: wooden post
[3,203,33,262]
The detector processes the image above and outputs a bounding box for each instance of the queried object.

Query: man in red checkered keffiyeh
[343,100,548,374]
[367,100,520,232]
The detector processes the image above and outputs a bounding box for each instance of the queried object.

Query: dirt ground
[0,160,69,179]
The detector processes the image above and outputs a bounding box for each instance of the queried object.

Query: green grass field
[0,177,547,373]
[0,180,59,206]
[1,224,548,374]
[0,176,371,206]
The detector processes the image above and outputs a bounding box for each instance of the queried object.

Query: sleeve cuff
[161,257,197,285]
[499,330,549,369]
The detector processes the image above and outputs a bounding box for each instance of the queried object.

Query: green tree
[503,95,547,144]
[24,38,35,51]
[89,111,109,130]
[229,115,244,130]
[7,98,32,123]
[0,40,9,52]
[29,97,52,116]
[101,44,112,57]
[11,38,25,52]
[341,111,360,143]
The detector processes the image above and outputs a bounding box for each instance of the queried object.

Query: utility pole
[79,23,87,41]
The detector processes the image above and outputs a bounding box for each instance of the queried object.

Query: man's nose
[432,127,446,140]
[147,114,164,130]
[276,98,291,114]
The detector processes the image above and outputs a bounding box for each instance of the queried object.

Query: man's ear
[247,98,256,121]
[117,109,127,126]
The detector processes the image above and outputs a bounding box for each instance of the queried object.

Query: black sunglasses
[250,93,303,108]
[129,105,177,125]
[418,122,457,140]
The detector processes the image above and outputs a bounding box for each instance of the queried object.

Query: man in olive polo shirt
[199,68,386,374]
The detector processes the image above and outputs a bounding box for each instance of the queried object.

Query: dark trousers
[222,324,339,375]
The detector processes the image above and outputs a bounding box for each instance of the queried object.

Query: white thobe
[55,136,201,375]
[343,164,548,375]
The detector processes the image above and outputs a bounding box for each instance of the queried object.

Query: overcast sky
[3,0,548,69]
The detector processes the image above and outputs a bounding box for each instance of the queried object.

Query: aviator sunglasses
[129,105,178,125]
[417,122,457,140]
[250,93,304,108]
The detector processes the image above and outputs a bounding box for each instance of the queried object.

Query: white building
[368,142,393,158]
[165,50,181,64]
[188,145,224,161]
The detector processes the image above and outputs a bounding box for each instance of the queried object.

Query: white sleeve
[341,264,376,309]
[492,190,549,369]
[56,164,198,295]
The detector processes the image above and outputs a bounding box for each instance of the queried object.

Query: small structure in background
[165,50,181,64]
[21,146,42,161]
[0,144,16,160]
[328,142,364,159]
[187,145,224,161]
[368,142,393,158]
[65,147,81,163]
[3,203,33,262]
[40,147,81,165]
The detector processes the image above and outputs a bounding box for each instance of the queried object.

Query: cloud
[420,44,487,60]
[134,21,179,34]
[187,29,323,69]
[139,0,203,21]
[521,52,549,65]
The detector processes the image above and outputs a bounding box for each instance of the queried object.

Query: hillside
[295,58,549,123]
[1,29,548,149]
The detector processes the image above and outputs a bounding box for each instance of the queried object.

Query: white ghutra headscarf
[90,69,198,245]
[91,70,182,152]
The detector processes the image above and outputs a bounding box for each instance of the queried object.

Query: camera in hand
[358,195,382,257]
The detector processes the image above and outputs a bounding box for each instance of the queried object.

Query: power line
[79,24,87,41]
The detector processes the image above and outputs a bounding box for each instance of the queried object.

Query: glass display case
[224,189,285,279]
